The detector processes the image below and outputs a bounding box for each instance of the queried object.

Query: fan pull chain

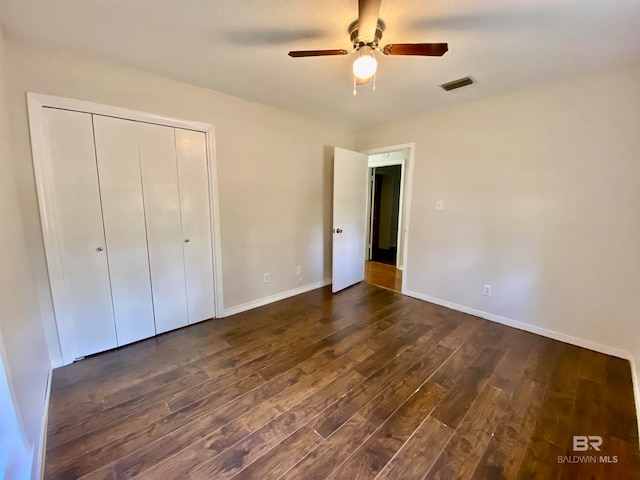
[372,50,377,91]
[353,76,357,96]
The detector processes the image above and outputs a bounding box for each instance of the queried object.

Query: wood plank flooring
[365,261,402,292]
[44,283,639,479]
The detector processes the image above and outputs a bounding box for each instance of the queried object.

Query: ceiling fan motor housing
[349,19,385,48]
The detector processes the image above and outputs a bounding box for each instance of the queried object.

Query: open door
[332,147,369,292]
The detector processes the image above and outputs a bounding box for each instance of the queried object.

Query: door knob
[334,228,343,234]
[184,238,190,243]
[96,247,104,252]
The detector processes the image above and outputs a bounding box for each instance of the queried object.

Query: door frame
[27,92,225,365]
[361,143,415,294]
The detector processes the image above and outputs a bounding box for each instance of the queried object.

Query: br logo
[573,435,603,452]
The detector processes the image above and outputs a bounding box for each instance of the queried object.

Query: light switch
[436,200,444,211]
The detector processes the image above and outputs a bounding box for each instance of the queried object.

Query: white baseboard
[51,357,64,369]
[403,289,640,445]
[34,367,53,480]
[223,280,329,317]
[630,358,640,450]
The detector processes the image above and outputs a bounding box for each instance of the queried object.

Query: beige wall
[0,29,51,476]
[356,66,640,390]
[5,41,353,364]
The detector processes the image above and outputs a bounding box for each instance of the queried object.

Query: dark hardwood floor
[365,261,402,292]
[44,283,639,479]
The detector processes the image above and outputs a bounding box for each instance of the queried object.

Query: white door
[138,123,190,334]
[93,115,156,345]
[332,147,369,292]
[42,108,117,359]
[175,129,215,324]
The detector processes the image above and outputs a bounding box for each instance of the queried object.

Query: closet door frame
[27,92,225,366]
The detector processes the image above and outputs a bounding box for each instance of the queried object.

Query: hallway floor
[365,260,402,292]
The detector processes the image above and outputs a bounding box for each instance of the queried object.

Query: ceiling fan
[288,0,448,92]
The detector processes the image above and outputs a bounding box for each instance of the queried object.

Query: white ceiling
[1,0,639,128]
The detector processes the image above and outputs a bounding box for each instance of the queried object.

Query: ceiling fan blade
[382,43,449,56]
[288,49,349,57]
[358,0,382,42]
[226,29,326,46]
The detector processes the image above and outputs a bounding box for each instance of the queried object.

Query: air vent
[441,76,474,91]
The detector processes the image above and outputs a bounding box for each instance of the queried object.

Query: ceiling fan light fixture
[288,0,449,92]
[353,46,377,80]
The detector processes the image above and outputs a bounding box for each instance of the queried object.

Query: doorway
[370,165,401,265]
[330,143,414,295]
[364,148,410,292]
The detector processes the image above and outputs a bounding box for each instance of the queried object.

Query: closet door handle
[96,247,104,252]
[184,238,190,243]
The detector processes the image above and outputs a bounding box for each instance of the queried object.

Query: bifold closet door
[175,129,215,323]
[42,108,117,359]
[138,123,189,333]
[93,116,156,345]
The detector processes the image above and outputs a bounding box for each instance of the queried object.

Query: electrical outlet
[483,284,492,296]
[264,273,270,284]
[296,265,302,275]
[298,276,304,285]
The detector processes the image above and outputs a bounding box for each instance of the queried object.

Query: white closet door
[138,123,189,333]
[42,108,117,359]
[175,129,215,324]
[93,115,156,345]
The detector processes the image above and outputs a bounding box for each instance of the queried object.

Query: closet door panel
[138,123,189,333]
[93,115,156,345]
[175,129,215,323]
[43,108,117,359]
